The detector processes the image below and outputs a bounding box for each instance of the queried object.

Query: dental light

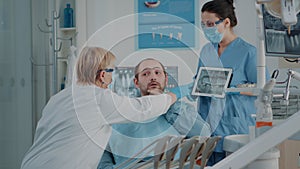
[258,0,300,34]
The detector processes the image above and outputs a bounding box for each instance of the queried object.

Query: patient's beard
[145,86,165,95]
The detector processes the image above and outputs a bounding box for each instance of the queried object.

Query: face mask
[108,72,115,89]
[202,26,224,44]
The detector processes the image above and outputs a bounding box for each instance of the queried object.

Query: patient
[98,58,211,169]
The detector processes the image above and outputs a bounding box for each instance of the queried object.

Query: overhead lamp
[260,0,300,34]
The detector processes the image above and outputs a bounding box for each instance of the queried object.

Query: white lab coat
[21,85,172,169]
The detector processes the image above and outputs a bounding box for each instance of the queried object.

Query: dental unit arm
[282,69,300,105]
[255,78,276,133]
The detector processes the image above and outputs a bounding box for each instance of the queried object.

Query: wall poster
[137,0,195,48]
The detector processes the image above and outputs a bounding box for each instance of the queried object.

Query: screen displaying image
[262,4,300,57]
[192,67,232,98]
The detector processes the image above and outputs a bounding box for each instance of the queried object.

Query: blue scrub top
[196,37,270,152]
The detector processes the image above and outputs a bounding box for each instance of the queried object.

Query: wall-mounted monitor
[262,5,300,58]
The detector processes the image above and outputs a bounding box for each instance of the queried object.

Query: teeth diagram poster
[137,0,195,49]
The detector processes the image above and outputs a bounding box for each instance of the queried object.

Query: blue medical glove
[226,87,240,95]
[183,82,198,101]
[186,92,197,102]
[169,82,194,100]
[227,92,240,95]
[168,86,181,99]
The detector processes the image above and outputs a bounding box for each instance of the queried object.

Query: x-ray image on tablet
[192,67,232,98]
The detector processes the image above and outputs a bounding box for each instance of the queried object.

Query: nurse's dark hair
[201,0,237,27]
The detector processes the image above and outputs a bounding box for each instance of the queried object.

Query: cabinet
[1,0,33,168]
[277,140,300,169]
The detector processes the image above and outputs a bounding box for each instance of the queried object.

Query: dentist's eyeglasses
[201,19,224,29]
[101,68,114,72]
[96,68,114,75]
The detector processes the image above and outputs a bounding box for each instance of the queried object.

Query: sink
[223,134,280,169]
[222,121,300,151]
[223,134,249,153]
[221,115,300,168]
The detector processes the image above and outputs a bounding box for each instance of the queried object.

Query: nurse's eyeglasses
[201,19,224,28]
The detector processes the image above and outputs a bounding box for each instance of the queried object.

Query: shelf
[57,57,68,63]
[60,27,76,31]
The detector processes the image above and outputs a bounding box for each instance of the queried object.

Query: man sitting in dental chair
[98,58,211,169]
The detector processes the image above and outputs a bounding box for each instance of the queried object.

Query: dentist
[21,47,177,169]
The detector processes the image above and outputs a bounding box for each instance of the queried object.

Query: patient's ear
[165,73,168,86]
[133,77,139,88]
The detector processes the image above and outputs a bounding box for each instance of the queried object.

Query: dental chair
[115,135,221,169]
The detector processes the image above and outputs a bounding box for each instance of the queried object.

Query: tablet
[191,67,232,98]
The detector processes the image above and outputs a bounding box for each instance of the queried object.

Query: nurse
[20,47,177,169]
[195,0,270,165]
[169,0,273,166]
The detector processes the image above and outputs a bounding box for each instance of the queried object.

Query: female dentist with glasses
[21,46,177,169]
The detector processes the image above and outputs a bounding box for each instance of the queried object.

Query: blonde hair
[76,47,116,85]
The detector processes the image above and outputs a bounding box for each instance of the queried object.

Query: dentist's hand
[166,92,177,105]
[147,88,163,95]
[148,89,177,104]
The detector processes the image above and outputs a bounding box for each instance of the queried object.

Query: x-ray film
[192,67,232,98]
